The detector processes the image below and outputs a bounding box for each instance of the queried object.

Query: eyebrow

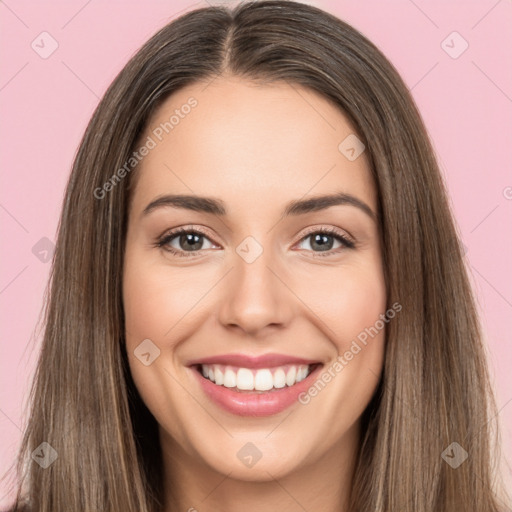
[141,192,376,221]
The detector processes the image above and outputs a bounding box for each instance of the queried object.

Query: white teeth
[237,368,254,390]
[285,366,297,386]
[296,366,308,382]
[254,369,273,391]
[214,365,224,385]
[223,368,237,388]
[200,363,313,391]
[273,368,286,388]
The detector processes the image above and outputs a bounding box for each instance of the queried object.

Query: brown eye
[157,228,217,257]
[296,228,355,257]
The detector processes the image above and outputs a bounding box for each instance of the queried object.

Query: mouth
[194,363,322,393]
[188,355,324,417]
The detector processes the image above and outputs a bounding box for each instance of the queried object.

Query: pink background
[1,0,511,505]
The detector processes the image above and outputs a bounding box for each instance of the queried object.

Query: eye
[155,225,355,258]
[295,227,355,257]
[156,226,217,258]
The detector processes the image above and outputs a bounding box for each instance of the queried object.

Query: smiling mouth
[194,363,322,393]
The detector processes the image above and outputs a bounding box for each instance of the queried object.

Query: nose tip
[218,254,292,337]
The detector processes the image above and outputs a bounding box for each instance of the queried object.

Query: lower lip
[191,364,323,417]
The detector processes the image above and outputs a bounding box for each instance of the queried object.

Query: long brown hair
[3,1,510,510]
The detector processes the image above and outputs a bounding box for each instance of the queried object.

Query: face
[123,75,387,481]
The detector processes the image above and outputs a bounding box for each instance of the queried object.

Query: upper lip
[187,353,321,369]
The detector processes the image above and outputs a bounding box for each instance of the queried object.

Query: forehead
[131,76,375,216]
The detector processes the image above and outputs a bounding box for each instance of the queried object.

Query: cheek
[123,269,176,342]
[122,251,210,344]
[291,256,387,350]
[122,250,201,429]
[337,271,387,345]
[295,261,387,431]
[332,264,387,381]
[121,248,220,412]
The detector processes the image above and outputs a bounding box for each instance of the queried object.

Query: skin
[123,75,387,512]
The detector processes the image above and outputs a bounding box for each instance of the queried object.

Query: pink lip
[187,352,320,369]
[190,362,323,417]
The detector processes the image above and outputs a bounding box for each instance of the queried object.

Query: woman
[3,1,510,510]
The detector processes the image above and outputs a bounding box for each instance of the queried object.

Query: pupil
[312,234,333,252]
[181,233,202,251]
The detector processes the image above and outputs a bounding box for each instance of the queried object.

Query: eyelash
[155,225,355,259]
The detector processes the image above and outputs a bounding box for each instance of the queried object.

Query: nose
[218,244,294,337]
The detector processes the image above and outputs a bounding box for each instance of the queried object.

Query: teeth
[254,369,273,391]
[237,368,254,390]
[285,366,296,386]
[214,366,224,386]
[273,368,286,388]
[200,363,313,391]
[223,368,237,388]
[297,366,308,382]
